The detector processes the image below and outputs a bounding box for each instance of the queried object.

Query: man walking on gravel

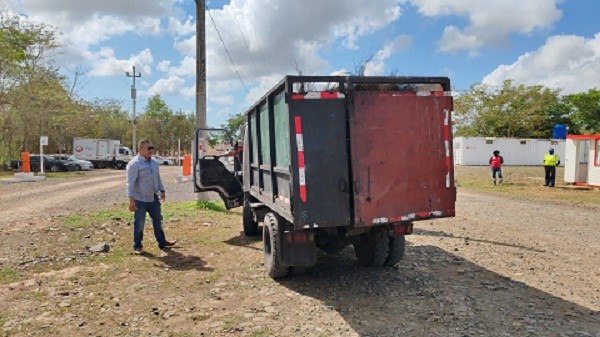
[127,140,177,255]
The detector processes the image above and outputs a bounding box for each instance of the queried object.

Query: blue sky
[5,0,600,127]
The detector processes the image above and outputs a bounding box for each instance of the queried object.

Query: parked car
[53,155,94,171]
[13,155,77,172]
[154,156,174,166]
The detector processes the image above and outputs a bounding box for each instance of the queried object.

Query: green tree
[564,89,600,134]
[454,80,567,138]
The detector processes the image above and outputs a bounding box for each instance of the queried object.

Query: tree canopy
[454,80,598,138]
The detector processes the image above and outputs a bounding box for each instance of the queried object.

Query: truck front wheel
[243,200,260,236]
[353,228,389,267]
[115,161,125,170]
[263,212,289,278]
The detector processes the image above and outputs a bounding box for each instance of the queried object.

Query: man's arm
[127,162,138,211]
[156,163,166,202]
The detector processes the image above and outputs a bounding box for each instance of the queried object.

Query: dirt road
[0,168,598,336]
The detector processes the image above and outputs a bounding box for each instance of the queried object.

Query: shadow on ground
[414,228,546,253]
[223,230,262,251]
[279,244,599,337]
[143,249,213,272]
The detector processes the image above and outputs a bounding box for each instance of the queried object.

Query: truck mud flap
[281,230,317,267]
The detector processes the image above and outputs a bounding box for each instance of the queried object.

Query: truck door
[349,81,456,226]
[288,92,352,228]
[194,129,243,209]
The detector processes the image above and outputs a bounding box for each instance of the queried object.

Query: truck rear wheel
[243,200,260,236]
[263,212,289,278]
[353,228,389,267]
[384,235,406,266]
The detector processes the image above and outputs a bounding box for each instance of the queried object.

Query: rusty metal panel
[350,92,456,226]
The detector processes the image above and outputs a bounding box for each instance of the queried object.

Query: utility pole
[195,0,208,201]
[126,66,141,154]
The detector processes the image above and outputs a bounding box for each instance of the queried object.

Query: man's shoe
[160,240,178,249]
[133,247,145,255]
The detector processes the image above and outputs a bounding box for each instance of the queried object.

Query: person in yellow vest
[543,148,560,187]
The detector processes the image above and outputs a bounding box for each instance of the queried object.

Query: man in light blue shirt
[127,140,176,254]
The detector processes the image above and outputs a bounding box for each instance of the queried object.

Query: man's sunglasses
[148,146,155,150]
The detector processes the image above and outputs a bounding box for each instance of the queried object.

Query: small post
[39,136,48,174]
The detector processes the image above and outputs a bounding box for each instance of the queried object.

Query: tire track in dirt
[0,178,124,230]
[0,172,124,205]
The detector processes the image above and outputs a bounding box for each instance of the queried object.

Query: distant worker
[126,140,177,255]
[489,150,504,186]
[543,148,560,187]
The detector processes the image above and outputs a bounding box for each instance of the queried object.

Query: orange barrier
[182,155,191,176]
[21,152,30,173]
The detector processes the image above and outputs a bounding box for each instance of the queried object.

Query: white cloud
[406,0,562,53]
[174,35,196,56]
[483,33,600,94]
[167,16,195,36]
[156,56,196,76]
[210,95,234,106]
[89,48,154,77]
[204,0,402,82]
[147,75,186,96]
[364,35,411,75]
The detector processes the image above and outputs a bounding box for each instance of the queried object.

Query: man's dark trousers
[133,196,167,248]
[544,166,556,187]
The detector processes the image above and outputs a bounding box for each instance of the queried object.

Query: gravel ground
[0,166,195,231]
[0,166,598,336]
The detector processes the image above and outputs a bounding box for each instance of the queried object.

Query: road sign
[40,136,48,146]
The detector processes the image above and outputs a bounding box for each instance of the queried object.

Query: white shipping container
[454,137,565,166]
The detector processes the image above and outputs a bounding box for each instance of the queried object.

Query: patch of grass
[0,314,6,327]
[0,267,20,284]
[251,328,271,337]
[63,209,131,229]
[455,166,600,206]
[45,171,85,179]
[98,246,125,265]
[195,200,226,212]
[63,215,90,229]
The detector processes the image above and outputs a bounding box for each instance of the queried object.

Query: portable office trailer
[454,137,565,166]
[564,135,600,187]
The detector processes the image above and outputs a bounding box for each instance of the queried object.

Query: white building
[564,135,600,187]
[454,137,565,166]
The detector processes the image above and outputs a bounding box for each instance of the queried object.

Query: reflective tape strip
[292,92,345,99]
[295,116,307,202]
[443,109,451,188]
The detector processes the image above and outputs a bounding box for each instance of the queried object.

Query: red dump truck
[195,76,456,278]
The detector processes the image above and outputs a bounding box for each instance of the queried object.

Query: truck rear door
[348,78,456,226]
[288,90,352,229]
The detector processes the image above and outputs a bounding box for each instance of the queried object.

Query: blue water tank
[552,124,567,139]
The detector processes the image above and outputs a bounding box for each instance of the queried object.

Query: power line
[244,0,270,74]
[230,4,259,76]
[207,6,249,94]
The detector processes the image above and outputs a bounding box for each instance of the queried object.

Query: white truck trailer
[73,138,133,169]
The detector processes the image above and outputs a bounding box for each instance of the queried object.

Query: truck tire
[353,228,389,267]
[115,161,125,170]
[50,165,59,172]
[384,235,406,266]
[243,200,260,236]
[263,212,289,278]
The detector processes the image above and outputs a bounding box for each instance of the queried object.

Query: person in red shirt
[489,150,504,185]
